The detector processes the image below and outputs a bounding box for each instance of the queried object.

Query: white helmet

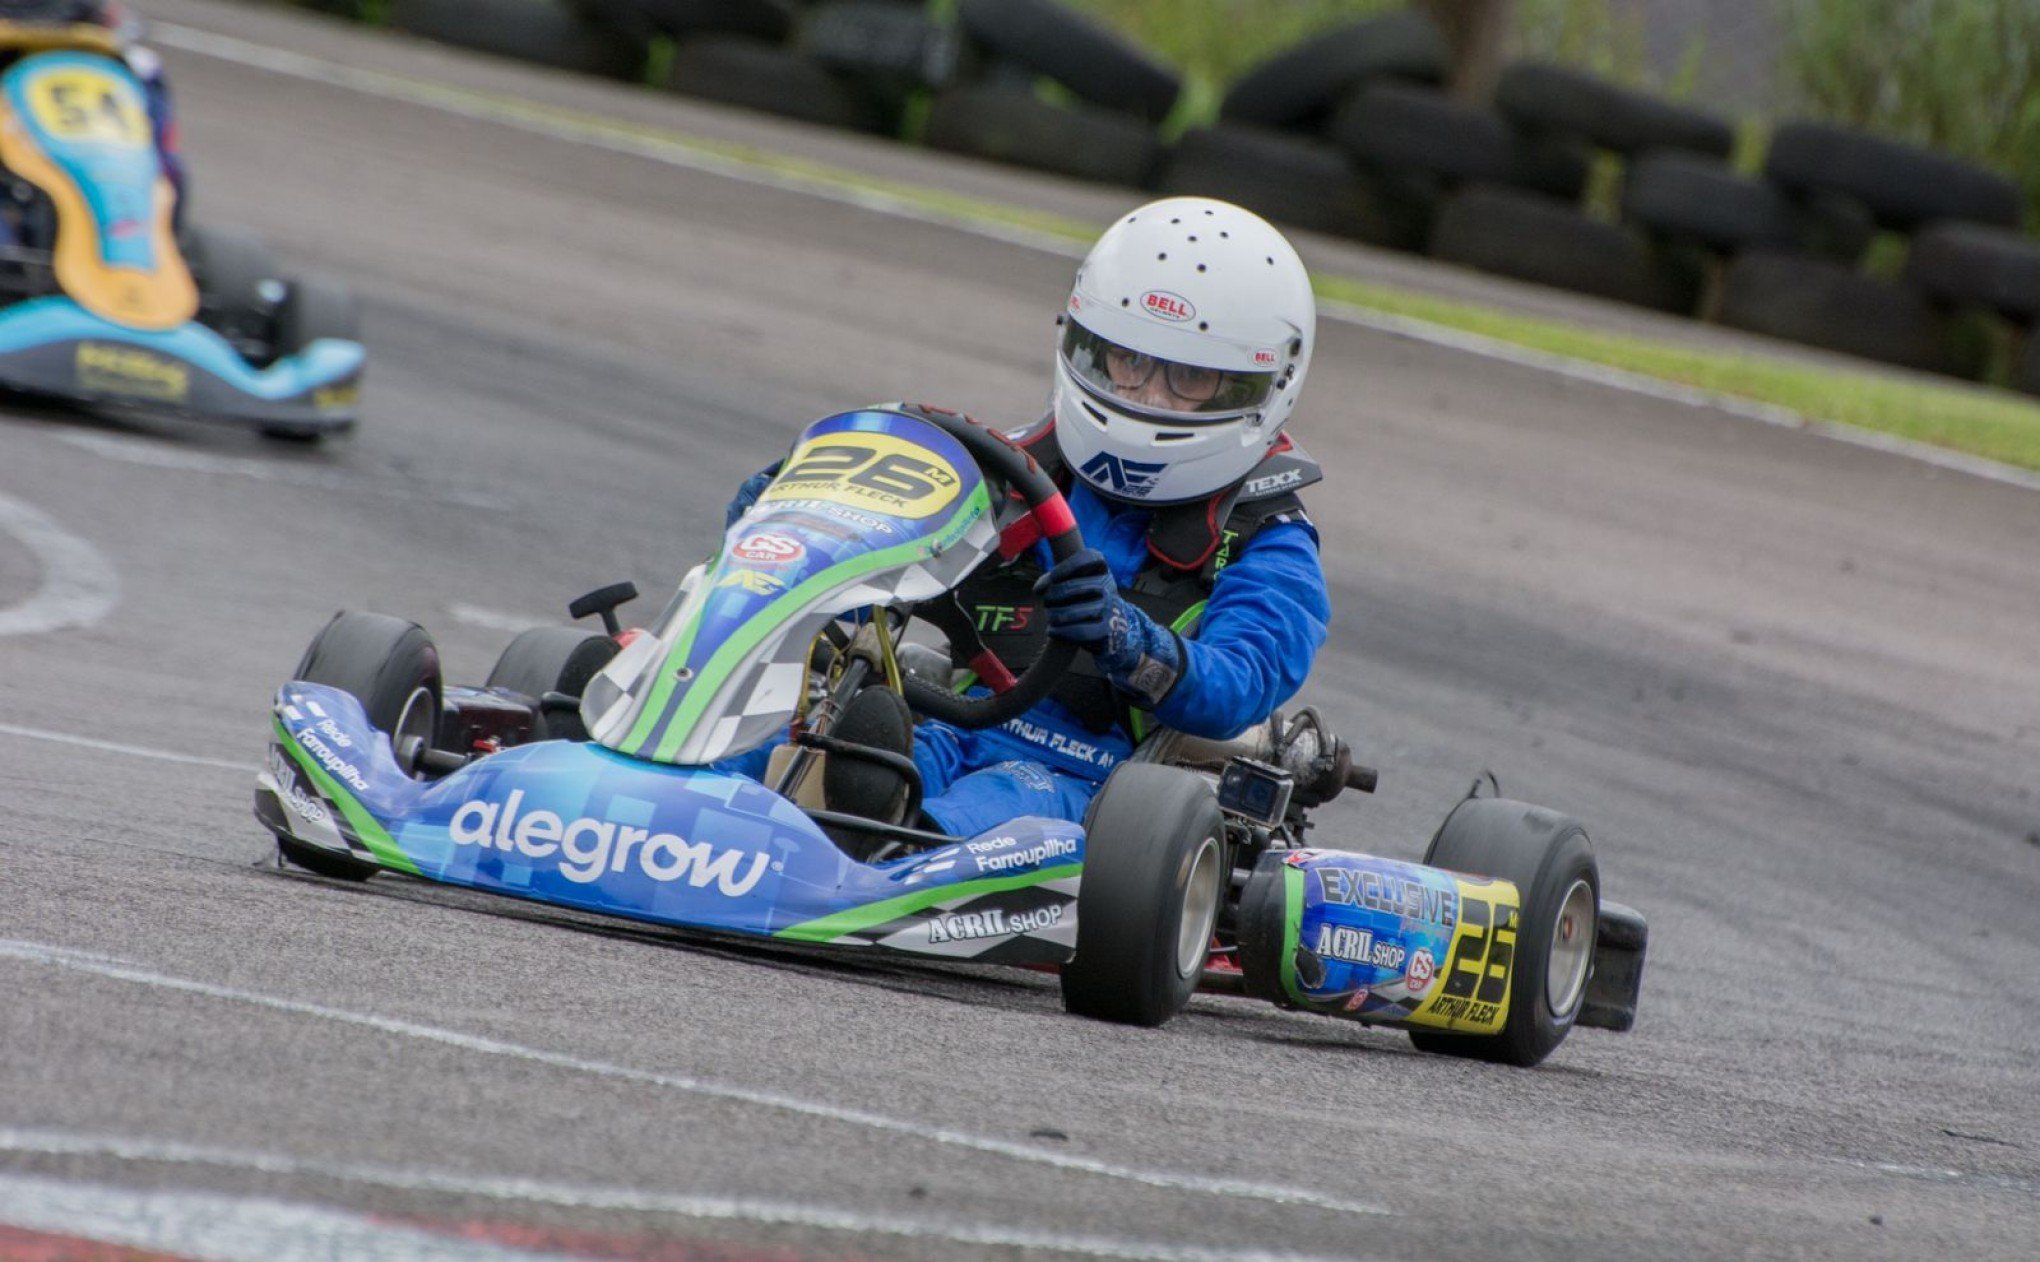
[1051,197,1315,505]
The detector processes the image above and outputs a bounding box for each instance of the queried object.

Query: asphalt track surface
[3,4,2038,1259]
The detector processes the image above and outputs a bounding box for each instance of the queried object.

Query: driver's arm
[1148,520,1330,741]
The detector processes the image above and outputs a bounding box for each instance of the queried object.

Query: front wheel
[280,611,442,880]
[1060,764,1226,1027]
[1409,797,1598,1067]
[485,625,618,743]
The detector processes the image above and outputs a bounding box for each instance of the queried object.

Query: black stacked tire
[1407,797,1599,1068]
[664,36,886,133]
[1429,186,1698,312]
[485,626,619,743]
[2015,329,2040,398]
[1220,8,1447,130]
[1495,62,1733,158]
[1328,84,1519,186]
[1906,222,2040,321]
[923,85,1162,187]
[585,0,794,42]
[388,0,648,81]
[1764,122,2022,231]
[1717,251,1952,374]
[283,612,444,881]
[796,1,965,89]
[1327,84,1587,202]
[1061,765,1226,1027]
[1622,151,1802,252]
[1157,123,1434,247]
[955,0,1179,121]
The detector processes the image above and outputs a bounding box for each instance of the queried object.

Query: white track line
[0,1133,1365,1262]
[0,722,250,772]
[0,938,1388,1220]
[0,1170,580,1262]
[151,23,2040,497]
[0,491,119,637]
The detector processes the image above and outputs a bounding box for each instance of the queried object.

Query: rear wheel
[1061,764,1225,1027]
[185,224,279,349]
[1408,797,1598,1067]
[262,274,362,443]
[485,625,619,742]
[282,612,443,880]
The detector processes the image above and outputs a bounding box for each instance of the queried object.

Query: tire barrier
[1718,251,1953,374]
[287,0,2040,386]
[1429,185,1698,314]
[1219,9,1447,130]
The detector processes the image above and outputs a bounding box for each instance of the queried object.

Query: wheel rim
[1545,878,1596,1018]
[1174,836,1223,978]
[391,686,436,769]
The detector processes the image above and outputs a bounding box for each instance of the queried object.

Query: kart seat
[822,686,916,827]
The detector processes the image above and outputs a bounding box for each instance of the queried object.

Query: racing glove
[723,459,783,530]
[1034,548,1184,708]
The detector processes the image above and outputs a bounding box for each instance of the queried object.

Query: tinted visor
[1061,321,1277,419]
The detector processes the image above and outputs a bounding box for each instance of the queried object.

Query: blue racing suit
[911,479,1330,837]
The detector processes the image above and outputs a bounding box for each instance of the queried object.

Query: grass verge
[1317,277,2040,471]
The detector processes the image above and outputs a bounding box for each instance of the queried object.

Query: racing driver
[728,197,1332,838]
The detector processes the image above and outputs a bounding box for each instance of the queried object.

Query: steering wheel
[892,407,1084,730]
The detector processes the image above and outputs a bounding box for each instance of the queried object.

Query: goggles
[1061,321,1278,420]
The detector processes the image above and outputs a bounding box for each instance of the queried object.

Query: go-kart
[255,405,1646,1065]
[0,21,362,438]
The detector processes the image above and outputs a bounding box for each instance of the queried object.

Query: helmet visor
[1061,321,1278,421]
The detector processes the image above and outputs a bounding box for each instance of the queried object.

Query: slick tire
[1905,222,2040,321]
[1220,8,1448,130]
[1494,61,1732,158]
[664,36,885,133]
[285,612,444,880]
[1061,765,1226,1028]
[1429,185,1698,313]
[1621,152,1803,252]
[1408,797,1599,1068]
[387,0,649,81]
[261,274,362,443]
[955,0,1179,122]
[1764,121,2022,231]
[923,85,1162,188]
[276,274,360,354]
[485,626,620,743]
[1156,123,1436,247]
[1717,251,1953,374]
[185,223,279,348]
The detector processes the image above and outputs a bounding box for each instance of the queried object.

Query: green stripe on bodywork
[1278,864,1305,1005]
[634,484,991,763]
[271,717,420,876]
[1128,599,1207,745]
[775,862,1081,943]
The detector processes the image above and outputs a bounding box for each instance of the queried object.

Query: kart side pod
[1234,849,1646,1035]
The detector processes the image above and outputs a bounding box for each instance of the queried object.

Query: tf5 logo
[973,604,1032,633]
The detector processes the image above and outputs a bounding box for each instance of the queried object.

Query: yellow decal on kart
[25,67,148,147]
[0,60,194,331]
[760,433,963,520]
[1408,876,1519,1035]
[74,341,187,401]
